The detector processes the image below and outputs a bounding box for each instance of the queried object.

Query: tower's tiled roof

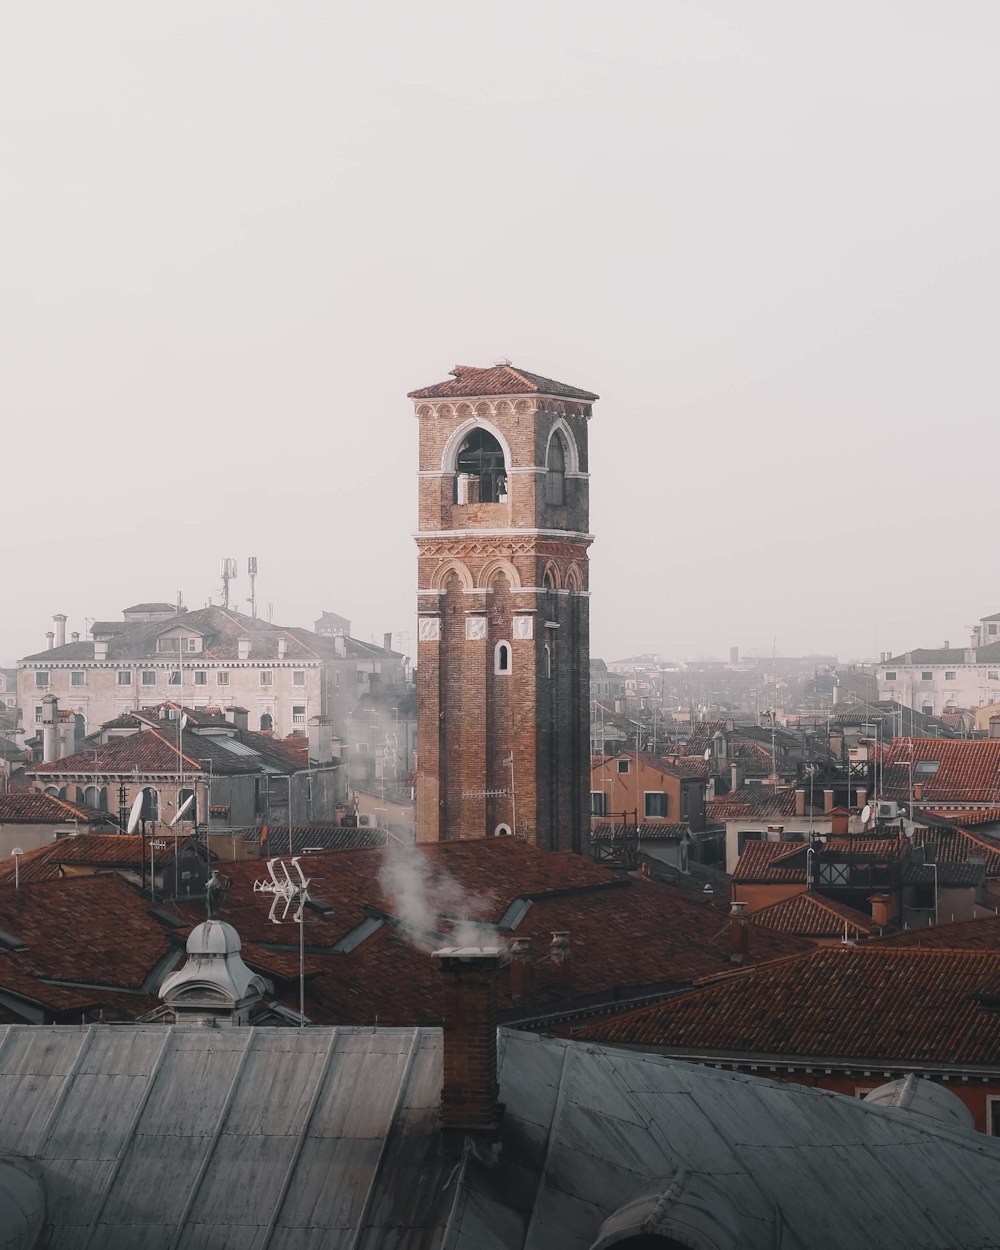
[408,363,598,402]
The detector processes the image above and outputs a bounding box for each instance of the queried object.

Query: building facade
[410,363,597,850]
[18,605,406,744]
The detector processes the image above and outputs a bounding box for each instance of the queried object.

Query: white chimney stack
[53,614,67,648]
[237,638,251,661]
[277,637,287,660]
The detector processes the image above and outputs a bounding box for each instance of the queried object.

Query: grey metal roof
[2,1024,1000,1248]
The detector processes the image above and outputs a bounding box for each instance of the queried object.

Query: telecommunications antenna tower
[220,558,238,610]
[248,556,258,619]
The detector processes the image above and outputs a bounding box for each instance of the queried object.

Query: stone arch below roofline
[440,417,513,474]
[432,559,475,592]
[545,416,581,475]
[541,561,562,590]
[565,562,583,592]
[477,559,521,590]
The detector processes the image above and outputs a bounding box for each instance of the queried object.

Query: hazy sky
[3,2,998,667]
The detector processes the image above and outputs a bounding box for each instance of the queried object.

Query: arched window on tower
[494,641,512,675]
[455,428,507,504]
[546,431,566,505]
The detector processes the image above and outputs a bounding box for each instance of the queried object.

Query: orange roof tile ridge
[144,725,204,772]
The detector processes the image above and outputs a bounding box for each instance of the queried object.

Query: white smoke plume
[378,842,500,952]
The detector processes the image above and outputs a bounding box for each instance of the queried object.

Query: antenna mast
[248,556,258,619]
[220,558,238,611]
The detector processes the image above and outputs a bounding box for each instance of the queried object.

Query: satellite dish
[179,713,188,732]
[703,748,711,760]
[861,804,872,825]
[169,793,195,827]
[126,791,146,834]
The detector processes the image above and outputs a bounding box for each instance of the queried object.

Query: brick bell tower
[409,362,598,852]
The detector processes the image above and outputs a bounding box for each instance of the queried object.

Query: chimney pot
[823,788,835,815]
[729,901,749,965]
[71,632,79,644]
[383,631,393,655]
[509,937,532,1002]
[548,931,572,989]
[53,614,67,648]
[870,892,892,929]
[45,631,54,650]
[433,947,502,1138]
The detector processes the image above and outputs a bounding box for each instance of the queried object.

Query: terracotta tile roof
[707,783,798,822]
[914,823,1000,876]
[750,891,874,939]
[928,806,1000,827]
[579,946,1000,1066]
[884,642,1000,665]
[29,721,297,778]
[0,792,108,824]
[881,738,1000,805]
[407,363,598,402]
[0,839,807,1028]
[0,843,65,885]
[591,823,688,841]
[878,914,1000,950]
[0,876,175,994]
[732,837,907,884]
[731,840,810,883]
[239,826,391,851]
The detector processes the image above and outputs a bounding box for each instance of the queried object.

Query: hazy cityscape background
[3,1,998,666]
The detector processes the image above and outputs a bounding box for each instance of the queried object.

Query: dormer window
[156,634,201,654]
[546,431,566,506]
[455,428,507,504]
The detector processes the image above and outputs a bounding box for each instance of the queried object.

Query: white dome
[185,920,242,957]
[864,1074,975,1134]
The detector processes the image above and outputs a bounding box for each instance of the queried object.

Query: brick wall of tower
[413,383,594,850]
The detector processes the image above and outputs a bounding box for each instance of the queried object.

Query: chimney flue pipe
[433,946,502,1139]
[729,901,749,965]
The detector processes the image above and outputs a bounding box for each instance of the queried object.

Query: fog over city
[3,2,998,665]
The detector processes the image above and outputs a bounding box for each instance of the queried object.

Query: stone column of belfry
[409,363,597,853]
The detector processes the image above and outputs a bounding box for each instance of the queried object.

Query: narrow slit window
[495,641,511,674]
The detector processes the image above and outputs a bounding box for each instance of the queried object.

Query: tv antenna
[253,857,312,1026]
[220,558,238,610]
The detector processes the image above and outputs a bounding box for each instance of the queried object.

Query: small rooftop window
[913,760,941,776]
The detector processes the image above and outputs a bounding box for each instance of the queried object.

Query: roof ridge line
[144,724,204,772]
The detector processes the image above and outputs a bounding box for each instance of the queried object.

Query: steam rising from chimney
[378,843,497,952]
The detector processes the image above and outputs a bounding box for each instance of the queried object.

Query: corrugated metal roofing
[2,1025,1000,1248]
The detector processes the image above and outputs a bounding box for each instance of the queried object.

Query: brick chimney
[914,783,924,802]
[869,893,891,929]
[549,931,572,990]
[794,788,806,816]
[225,706,249,733]
[509,937,532,1002]
[729,901,748,965]
[831,809,849,836]
[823,789,834,814]
[433,946,502,1138]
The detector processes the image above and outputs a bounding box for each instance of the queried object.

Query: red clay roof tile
[407,363,598,402]
[579,946,1000,1065]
